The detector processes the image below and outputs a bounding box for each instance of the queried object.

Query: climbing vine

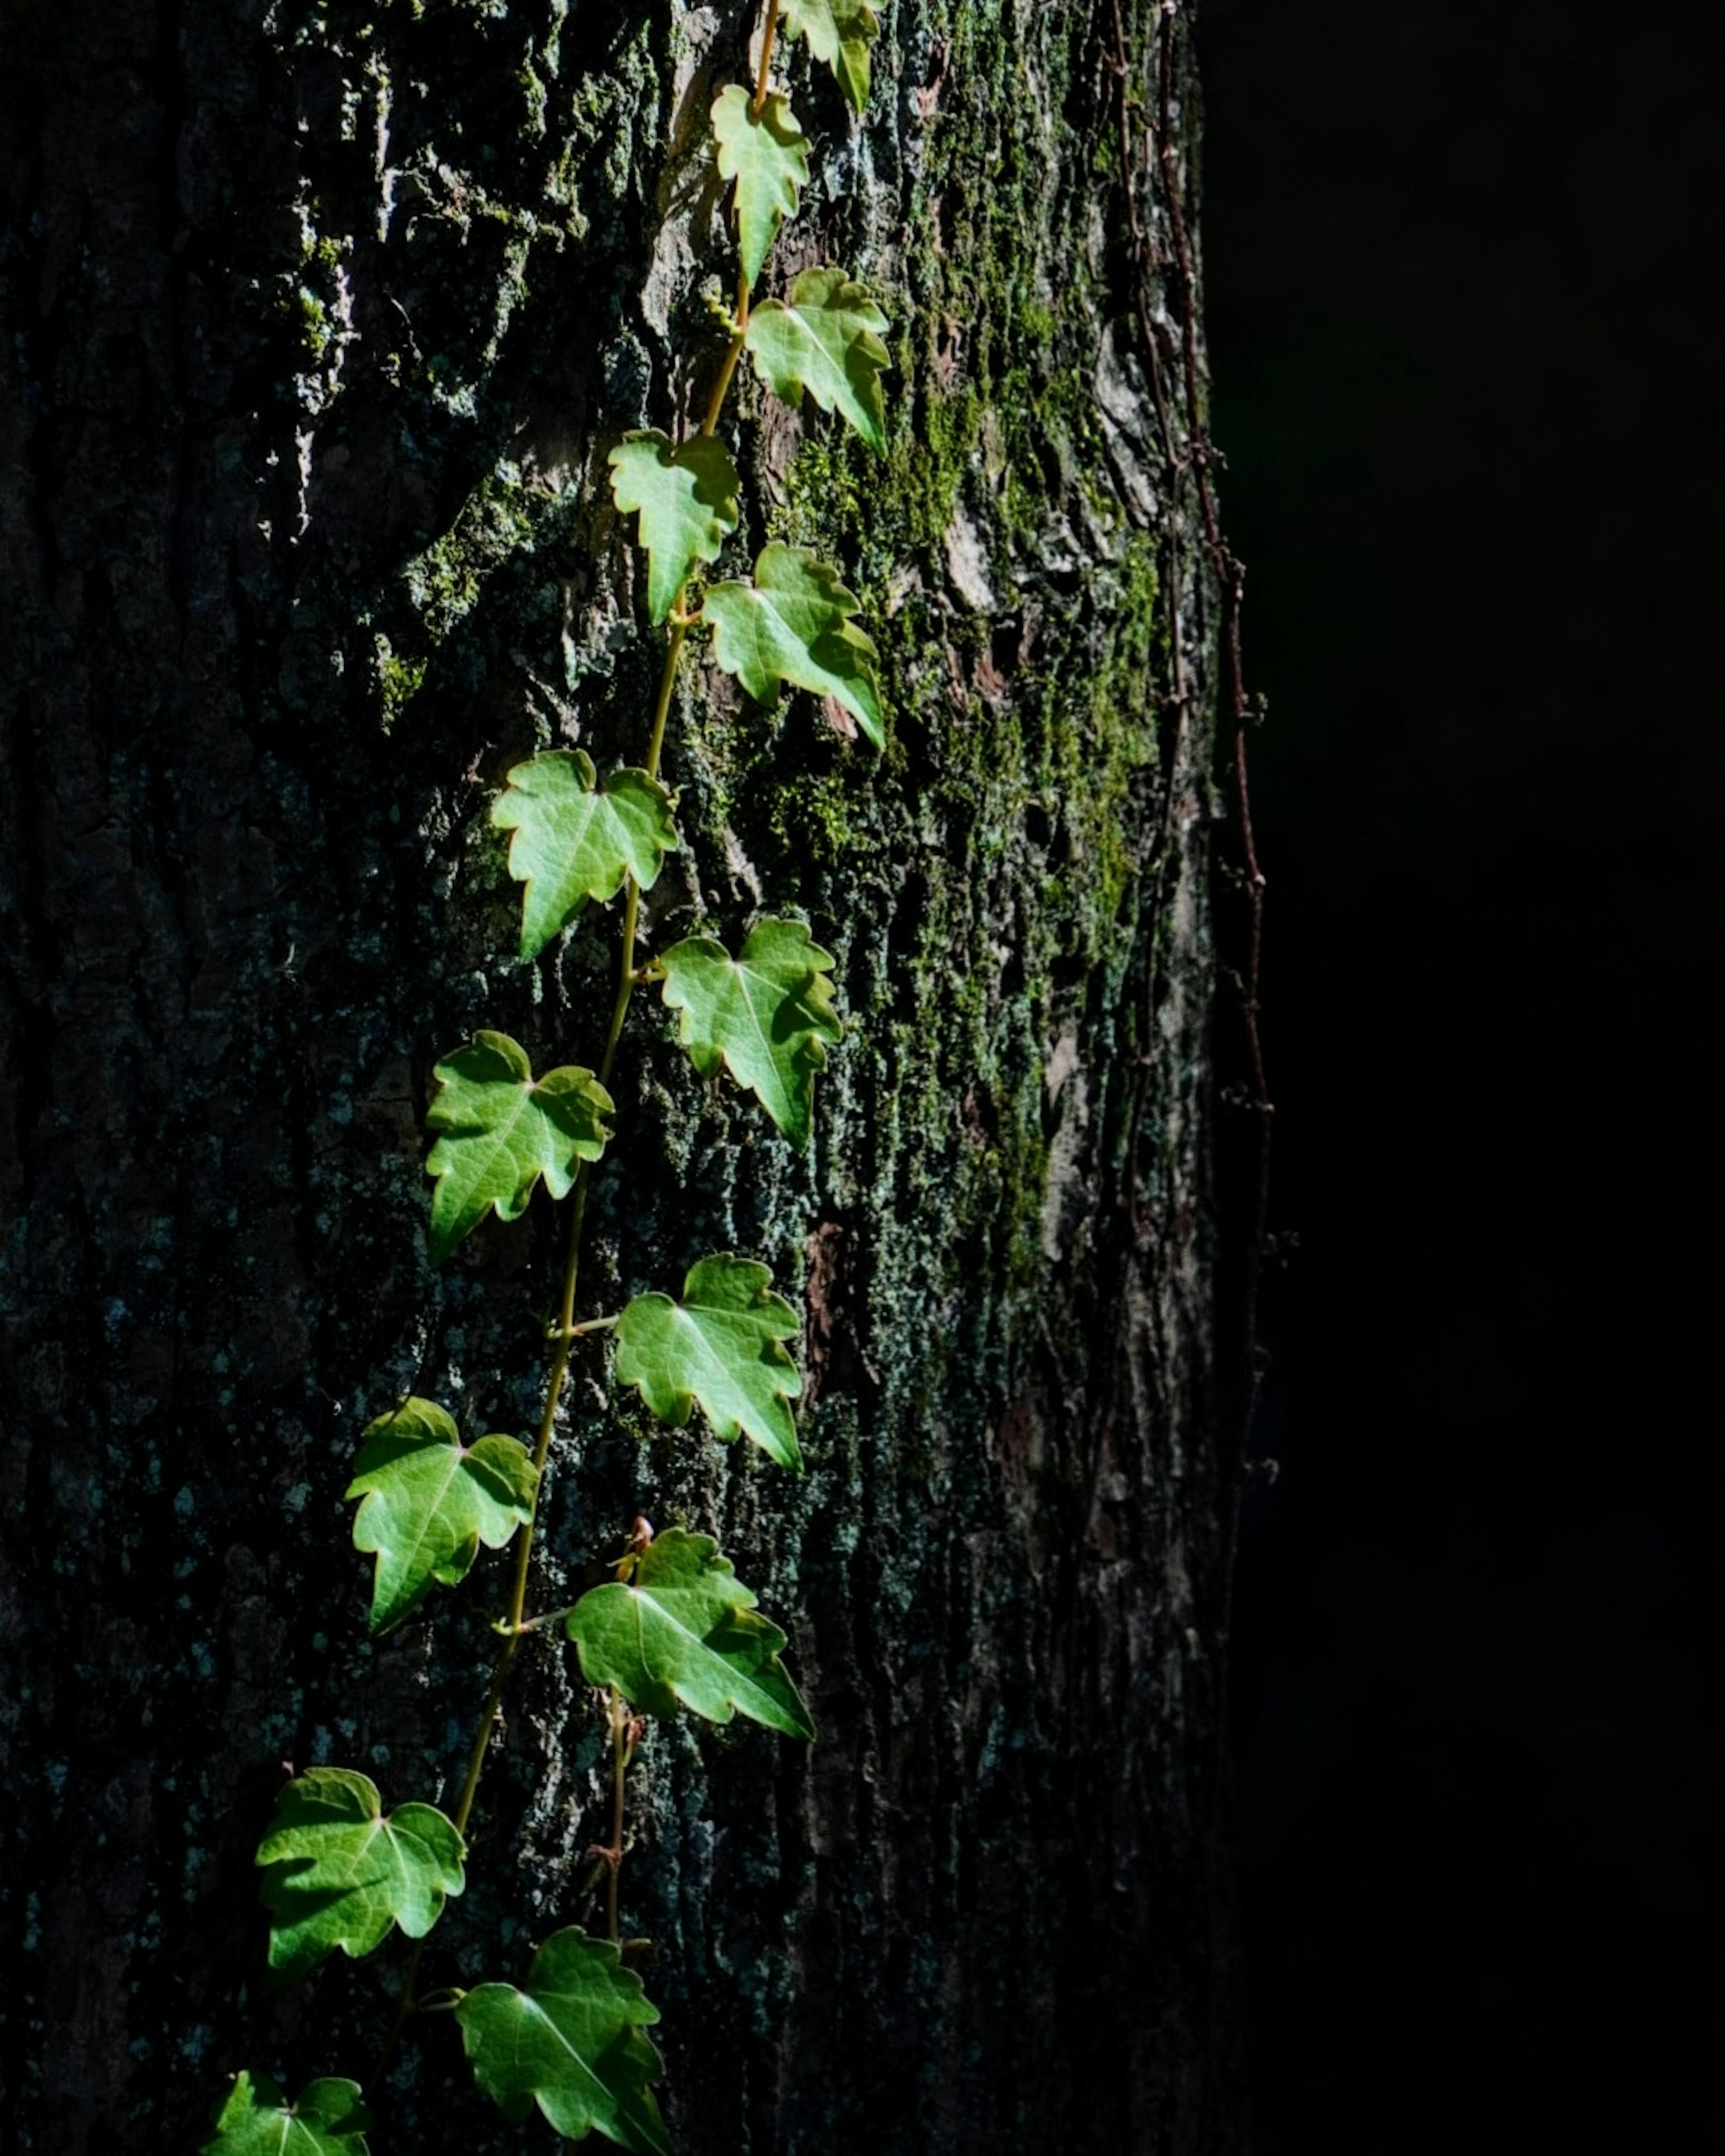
[204,6,885,2150]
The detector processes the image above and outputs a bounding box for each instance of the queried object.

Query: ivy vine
[206,4,886,2149]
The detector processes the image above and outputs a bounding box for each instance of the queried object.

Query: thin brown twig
[1148,11,1274,1460]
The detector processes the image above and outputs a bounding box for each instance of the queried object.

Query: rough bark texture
[0,2,1238,2151]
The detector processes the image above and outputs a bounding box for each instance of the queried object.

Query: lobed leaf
[607,429,740,623]
[712,84,810,292]
[659,917,841,1148]
[425,1031,612,1264]
[702,543,884,747]
[745,266,889,452]
[456,1927,671,2156]
[203,2072,372,2156]
[346,1396,536,1633]
[257,1768,465,1981]
[779,0,879,113]
[615,1253,803,1471]
[491,751,679,962]
[567,1526,814,1738]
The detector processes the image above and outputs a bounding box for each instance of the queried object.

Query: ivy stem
[752,1,782,117]
[606,1687,630,1945]
[700,320,748,439]
[706,4,781,446]
[377,0,779,2077]
[645,617,686,796]
[372,1968,419,2085]
[407,608,691,2039]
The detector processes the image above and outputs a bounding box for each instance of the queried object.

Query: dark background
[1197,0,1722,2148]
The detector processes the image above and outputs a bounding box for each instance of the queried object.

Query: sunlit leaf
[346,1396,536,1633]
[425,1031,612,1264]
[712,84,809,291]
[745,267,889,452]
[256,1768,465,1980]
[491,751,679,962]
[608,429,740,623]
[202,2072,371,2156]
[779,0,879,112]
[659,917,840,1147]
[614,1253,803,1471]
[456,1928,671,2156]
[702,543,883,747]
[567,1526,814,1737]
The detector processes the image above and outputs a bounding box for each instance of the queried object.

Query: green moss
[402,459,539,647]
[1031,533,1163,965]
[294,287,333,365]
[765,765,859,872]
[721,0,1172,1430]
[375,637,429,731]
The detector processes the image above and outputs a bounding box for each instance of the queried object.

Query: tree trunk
[0,2,1239,2150]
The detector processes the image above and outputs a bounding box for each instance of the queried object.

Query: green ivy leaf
[202,2072,372,2156]
[567,1527,814,1738]
[456,1928,671,2156]
[712,84,809,292]
[779,0,879,113]
[659,917,840,1148]
[745,267,889,452]
[345,1397,536,1633]
[614,1253,803,1471]
[702,543,884,748]
[491,751,680,962]
[256,1768,465,1981]
[607,429,740,623]
[425,1031,612,1264]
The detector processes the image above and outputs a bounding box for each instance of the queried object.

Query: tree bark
[0,2,1240,2150]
